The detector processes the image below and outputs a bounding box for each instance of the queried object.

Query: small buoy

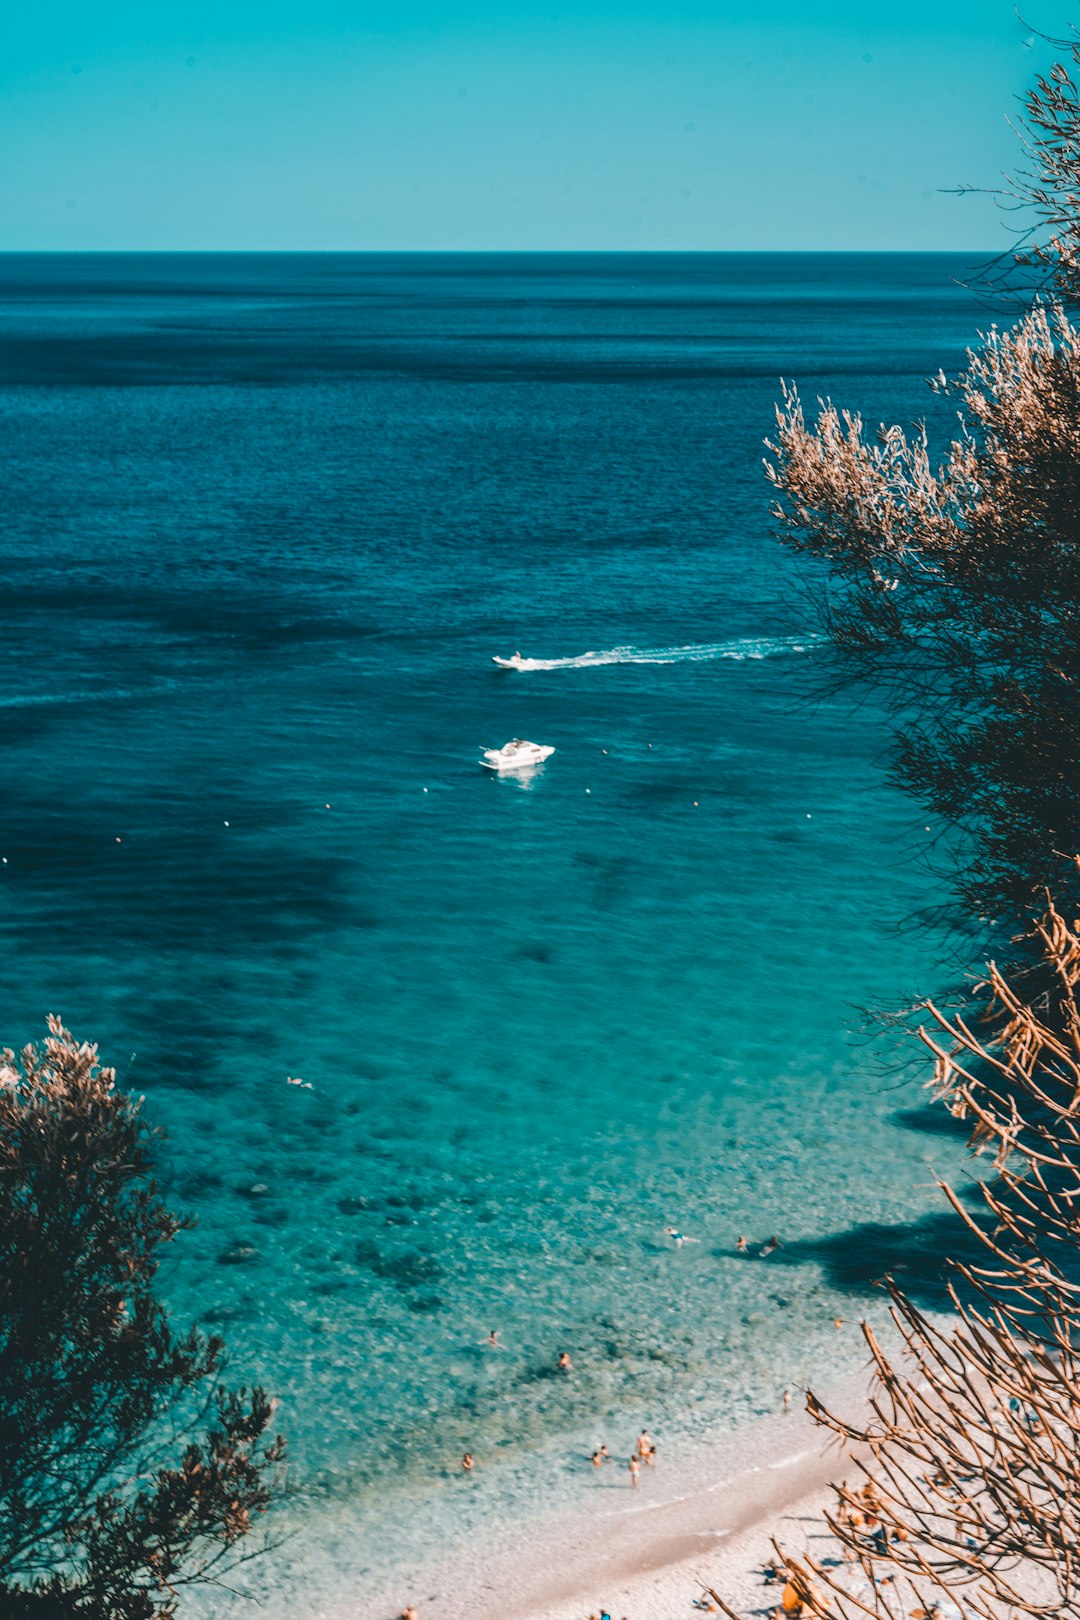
[115,837,121,844]
[325,803,331,809]
[423,787,429,793]
[601,749,608,755]
[806,814,812,819]
[693,801,698,806]
[585,788,591,794]
[224,821,230,827]
[2,858,7,865]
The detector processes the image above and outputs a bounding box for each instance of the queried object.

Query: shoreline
[183,1332,884,1620]
[353,1368,872,1620]
[502,1436,845,1620]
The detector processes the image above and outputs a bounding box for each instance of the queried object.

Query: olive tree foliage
[767,304,1080,925]
[0,1020,285,1618]
[765,26,1080,927]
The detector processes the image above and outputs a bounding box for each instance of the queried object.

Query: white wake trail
[501,635,822,671]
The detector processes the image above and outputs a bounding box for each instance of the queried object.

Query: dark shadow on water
[745,1192,995,1310]
[572,847,646,908]
[0,576,379,652]
[2,801,355,958]
[893,1101,973,1139]
[125,992,234,1093]
[0,704,72,748]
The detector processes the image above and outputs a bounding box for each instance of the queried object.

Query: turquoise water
[0,253,984,1611]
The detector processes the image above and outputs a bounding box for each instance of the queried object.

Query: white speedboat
[481,738,555,771]
[492,653,528,669]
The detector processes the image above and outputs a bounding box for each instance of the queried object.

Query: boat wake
[496,635,821,671]
[0,680,181,711]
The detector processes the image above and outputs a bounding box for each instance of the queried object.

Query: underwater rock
[336,1195,370,1215]
[354,1238,443,1289]
[406,1291,445,1314]
[217,1241,259,1266]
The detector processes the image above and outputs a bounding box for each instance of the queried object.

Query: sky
[0,1,1067,250]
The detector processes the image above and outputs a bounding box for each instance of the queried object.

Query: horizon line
[0,246,999,256]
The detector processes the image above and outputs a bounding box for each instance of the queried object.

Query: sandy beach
[353,1375,871,1620]
[517,1475,836,1620]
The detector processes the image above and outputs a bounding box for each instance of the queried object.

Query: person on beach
[779,1578,805,1616]
[461,1452,474,1473]
[558,1350,573,1372]
[628,1455,640,1488]
[401,1609,418,1620]
[636,1429,655,1466]
[782,1387,791,1411]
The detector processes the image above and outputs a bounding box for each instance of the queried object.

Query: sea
[0,252,989,1615]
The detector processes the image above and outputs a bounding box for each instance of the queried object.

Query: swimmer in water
[760,1234,780,1256]
[665,1226,699,1247]
[736,1234,749,1252]
[637,1430,655,1466]
[628,1455,640,1488]
[461,1452,474,1473]
[557,1350,572,1372]
[481,1329,503,1349]
[591,1448,606,1468]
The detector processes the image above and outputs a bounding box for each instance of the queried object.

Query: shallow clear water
[0,252,985,1609]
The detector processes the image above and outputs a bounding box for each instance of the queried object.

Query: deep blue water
[0,253,986,1612]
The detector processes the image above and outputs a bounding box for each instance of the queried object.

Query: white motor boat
[480,738,555,772]
[492,653,528,669]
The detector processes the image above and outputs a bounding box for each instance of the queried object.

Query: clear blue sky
[0,1,1064,250]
